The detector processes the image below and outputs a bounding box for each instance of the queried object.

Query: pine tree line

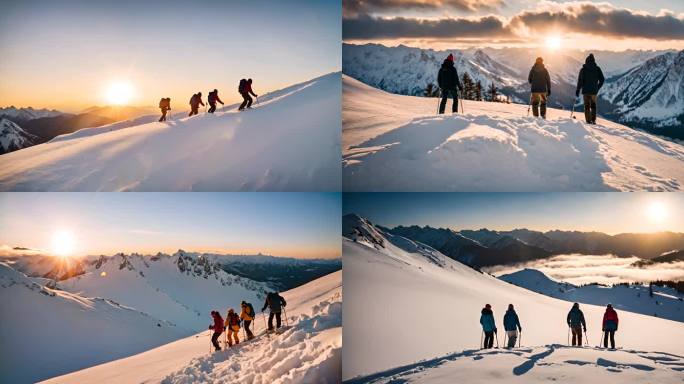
[425,71,510,104]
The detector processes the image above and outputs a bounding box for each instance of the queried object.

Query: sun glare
[51,230,76,258]
[105,81,134,105]
[545,36,562,51]
[647,201,668,222]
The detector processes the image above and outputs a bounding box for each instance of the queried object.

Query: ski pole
[208,330,212,353]
[283,307,289,327]
[519,330,522,348]
[495,331,499,348]
[570,96,577,119]
[459,90,464,114]
[527,95,531,117]
[436,89,440,115]
[584,329,589,346]
[480,330,484,349]
[503,332,507,349]
[262,312,270,339]
[567,326,570,346]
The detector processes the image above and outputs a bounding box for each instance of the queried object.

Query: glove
[255,94,259,98]
[519,327,522,332]
[583,327,587,332]
[602,327,605,332]
[459,86,464,92]
[547,90,551,96]
[494,328,498,334]
[575,89,580,97]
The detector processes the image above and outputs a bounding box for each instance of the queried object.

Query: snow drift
[342,214,684,383]
[342,75,684,191]
[42,270,342,384]
[0,73,341,191]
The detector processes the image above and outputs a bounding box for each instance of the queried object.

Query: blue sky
[343,193,684,234]
[0,193,341,258]
[0,0,341,111]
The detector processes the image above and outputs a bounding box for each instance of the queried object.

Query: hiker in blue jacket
[480,304,497,349]
[567,302,587,346]
[503,304,522,348]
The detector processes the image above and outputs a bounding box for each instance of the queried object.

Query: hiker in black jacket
[576,54,605,124]
[437,54,464,114]
[262,292,287,331]
[528,57,551,119]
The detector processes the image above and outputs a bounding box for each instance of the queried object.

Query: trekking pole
[262,312,270,339]
[208,330,211,353]
[584,329,590,347]
[503,332,507,348]
[567,327,570,345]
[436,90,440,115]
[480,330,484,349]
[519,330,522,348]
[526,95,531,117]
[283,307,289,328]
[459,90,465,114]
[495,331,499,348]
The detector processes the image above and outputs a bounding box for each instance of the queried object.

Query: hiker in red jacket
[207,89,224,113]
[208,310,224,351]
[238,78,258,110]
[602,304,619,349]
[189,92,205,117]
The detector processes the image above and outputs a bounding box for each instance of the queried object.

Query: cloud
[0,244,44,258]
[488,254,684,286]
[343,1,684,41]
[344,0,505,16]
[344,13,510,40]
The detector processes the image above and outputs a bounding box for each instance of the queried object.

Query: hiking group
[207,291,287,352]
[479,303,619,350]
[157,78,259,121]
[435,53,605,124]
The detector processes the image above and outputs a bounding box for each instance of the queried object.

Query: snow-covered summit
[0,72,341,191]
[0,118,38,154]
[0,106,63,121]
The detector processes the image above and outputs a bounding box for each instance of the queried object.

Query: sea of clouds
[487,254,684,285]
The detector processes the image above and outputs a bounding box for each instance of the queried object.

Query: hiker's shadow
[512,344,557,376]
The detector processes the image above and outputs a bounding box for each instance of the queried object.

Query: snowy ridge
[43,271,342,384]
[0,106,63,121]
[0,72,341,191]
[342,75,684,191]
[343,215,684,383]
[0,118,38,154]
[0,262,184,384]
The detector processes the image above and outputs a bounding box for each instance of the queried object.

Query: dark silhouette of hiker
[189,92,204,116]
[480,304,497,349]
[207,89,224,113]
[528,57,551,119]
[575,53,605,124]
[158,98,171,122]
[437,53,463,114]
[238,79,258,110]
[567,303,586,346]
[208,310,224,352]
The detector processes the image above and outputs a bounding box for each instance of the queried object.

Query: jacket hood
[442,59,455,68]
[482,307,493,315]
[585,54,596,65]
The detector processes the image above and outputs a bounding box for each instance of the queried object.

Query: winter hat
[535,57,544,64]
[485,304,491,309]
[573,302,579,308]
[241,301,247,306]
[586,54,595,64]
[508,304,514,310]
[607,304,613,309]
[446,53,454,62]
[228,308,235,314]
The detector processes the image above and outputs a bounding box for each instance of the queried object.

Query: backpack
[238,79,247,93]
[247,303,255,317]
[159,98,165,108]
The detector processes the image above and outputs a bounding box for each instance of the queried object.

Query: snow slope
[0,118,38,154]
[343,214,684,382]
[342,75,684,191]
[499,268,684,323]
[0,72,341,191]
[43,270,342,384]
[0,262,184,384]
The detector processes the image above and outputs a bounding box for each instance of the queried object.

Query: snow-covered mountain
[0,118,38,154]
[343,214,684,383]
[499,268,684,322]
[42,270,342,384]
[344,43,682,140]
[0,72,341,191]
[0,106,63,121]
[342,75,684,191]
[601,50,684,139]
[0,262,184,384]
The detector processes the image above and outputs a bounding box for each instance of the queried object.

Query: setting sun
[545,36,562,50]
[51,230,76,257]
[105,81,134,105]
[647,201,668,222]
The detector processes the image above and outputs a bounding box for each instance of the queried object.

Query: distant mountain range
[342,215,684,268]
[0,105,158,154]
[343,43,683,140]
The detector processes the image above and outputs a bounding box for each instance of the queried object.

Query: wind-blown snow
[0,73,341,191]
[42,271,342,384]
[343,75,684,191]
[343,215,684,382]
